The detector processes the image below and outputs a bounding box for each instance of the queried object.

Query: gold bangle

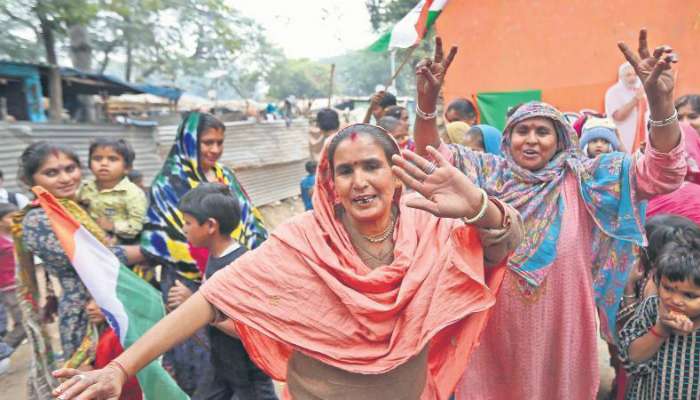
[463,189,489,224]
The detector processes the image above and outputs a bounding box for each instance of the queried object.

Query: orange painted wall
[436,1,700,112]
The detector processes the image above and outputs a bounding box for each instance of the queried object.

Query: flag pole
[389,50,396,90]
[364,45,419,124]
[383,44,418,89]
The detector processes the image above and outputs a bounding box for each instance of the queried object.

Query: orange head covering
[200,124,504,399]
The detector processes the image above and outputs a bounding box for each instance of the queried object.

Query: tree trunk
[125,16,133,82]
[125,37,133,82]
[47,67,63,122]
[68,24,96,122]
[37,12,62,121]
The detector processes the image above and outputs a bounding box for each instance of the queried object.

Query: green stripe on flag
[476,90,542,131]
[368,31,391,52]
[116,265,190,399]
[423,10,441,34]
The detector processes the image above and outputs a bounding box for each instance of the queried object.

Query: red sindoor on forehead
[350,131,358,141]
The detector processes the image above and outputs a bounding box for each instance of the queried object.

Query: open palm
[391,147,482,218]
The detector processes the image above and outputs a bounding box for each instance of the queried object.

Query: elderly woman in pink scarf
[606,62,649,153]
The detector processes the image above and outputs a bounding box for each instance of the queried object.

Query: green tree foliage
[365,0,417,32]
[0,0,281,97]
[320,50,409,97]
[266,58,331,100]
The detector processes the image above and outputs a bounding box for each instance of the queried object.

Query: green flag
[476,90,542,131]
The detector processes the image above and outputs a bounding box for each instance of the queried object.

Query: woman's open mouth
[352,194,377,206]
[522,149,539,159]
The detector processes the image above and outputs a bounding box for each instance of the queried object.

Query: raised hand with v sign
[617,28,680,152]
[415,37,458,114]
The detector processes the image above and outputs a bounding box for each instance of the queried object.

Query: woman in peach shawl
[51,123,522,400]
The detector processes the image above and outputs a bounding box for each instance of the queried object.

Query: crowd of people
[0,29,696,400]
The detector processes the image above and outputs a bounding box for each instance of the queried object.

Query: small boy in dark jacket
[168,183,278,400]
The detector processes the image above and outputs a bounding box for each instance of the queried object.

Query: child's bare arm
[628,300,692,363]
[628,319,669,363]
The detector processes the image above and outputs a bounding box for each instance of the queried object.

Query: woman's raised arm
[413,37,457,157]
[618,28,680,152]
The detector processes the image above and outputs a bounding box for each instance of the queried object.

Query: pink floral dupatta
[681,123,700,184]
[200,125,505,399]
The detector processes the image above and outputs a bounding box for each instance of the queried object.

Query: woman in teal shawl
[140,112,267,394]
[411,31,686,399]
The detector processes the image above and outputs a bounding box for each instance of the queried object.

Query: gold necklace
[361,214,397,243]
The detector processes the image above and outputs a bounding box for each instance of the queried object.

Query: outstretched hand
[391,146,482,218]
[617,28,678,107]
[52,366,125,400]
[415,37,457,109]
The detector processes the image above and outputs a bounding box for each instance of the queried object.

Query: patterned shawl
[12,197,108,400]
[141,112,267,281]
[450,101,646,339]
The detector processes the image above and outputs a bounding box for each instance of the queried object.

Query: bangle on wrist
[107,360,130,381]
[649,324,669,339]
[415,103,437,120]
[649,109,678,127]
[463,189,489,225]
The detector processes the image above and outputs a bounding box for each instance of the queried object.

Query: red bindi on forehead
[350,131,358,141]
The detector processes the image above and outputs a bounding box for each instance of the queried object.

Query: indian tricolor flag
[369,0,448,52]
[33,187,189,400]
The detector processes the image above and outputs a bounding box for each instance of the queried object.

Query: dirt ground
[0,196,615,399]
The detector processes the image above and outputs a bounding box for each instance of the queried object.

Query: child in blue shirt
[300,161,317,211]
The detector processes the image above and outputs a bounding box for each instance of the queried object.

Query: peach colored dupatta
[200,127,505,399]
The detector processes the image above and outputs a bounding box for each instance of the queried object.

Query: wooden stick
[328,64,336,108]
[363,95,376,123]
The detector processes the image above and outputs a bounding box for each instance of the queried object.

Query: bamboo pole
[327,64,336,107]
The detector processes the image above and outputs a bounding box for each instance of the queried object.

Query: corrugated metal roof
[236,160,308,206]
[157,119,309,168]
[0,122,162,197]
[1,119,311,206]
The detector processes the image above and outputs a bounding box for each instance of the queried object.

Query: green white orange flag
[368,0,448,52]
[32,187,189,400]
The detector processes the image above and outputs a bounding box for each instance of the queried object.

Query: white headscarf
[617,62,641,90]
[605,62,647,152]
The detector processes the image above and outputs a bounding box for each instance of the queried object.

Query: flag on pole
[33,187,189,400]
[368,0,449,52]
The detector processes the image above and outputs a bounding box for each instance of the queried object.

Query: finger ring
[424,162,437,175]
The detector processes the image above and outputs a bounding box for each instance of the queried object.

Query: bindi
[350,131,358,141]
